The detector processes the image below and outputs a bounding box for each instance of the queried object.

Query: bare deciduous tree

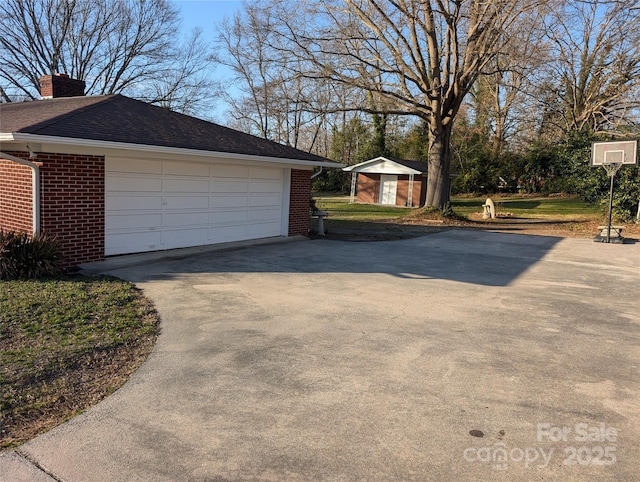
[469,15,548,153]
[263,0,541,207]
[0,0,216,113]
[214,2,345,154]
[540,0,640,135]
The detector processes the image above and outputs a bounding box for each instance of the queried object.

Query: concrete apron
[2,229,639,481]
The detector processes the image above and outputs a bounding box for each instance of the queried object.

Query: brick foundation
[288,169,311,236]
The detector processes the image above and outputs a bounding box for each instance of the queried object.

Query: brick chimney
[39,73,86,99]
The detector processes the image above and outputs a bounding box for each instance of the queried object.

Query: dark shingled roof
[384,157,428,173]
[0,95,332,164]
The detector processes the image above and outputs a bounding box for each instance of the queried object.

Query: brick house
[0,74,339,267]
[343,157,428,207]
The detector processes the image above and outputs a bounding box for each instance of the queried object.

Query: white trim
[343,156,423,175]
[407,173,414,208]
[3,132,342,168]
[281,168,291,236]
[0,151,40,233]
[349,172,357,203]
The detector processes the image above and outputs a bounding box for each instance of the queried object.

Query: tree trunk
[425,120,453,208]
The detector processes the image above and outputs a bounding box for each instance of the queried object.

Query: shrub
[0,230,63,280]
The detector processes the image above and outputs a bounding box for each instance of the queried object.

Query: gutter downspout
[0,151,41,234]
[311,166,323,180]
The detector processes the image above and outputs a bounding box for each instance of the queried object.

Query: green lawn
[0,275,160,450]
[313,193,602,221]
[450,196,603,218]
[313,193,414,220]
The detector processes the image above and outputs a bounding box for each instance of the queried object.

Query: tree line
[2,0,639,217]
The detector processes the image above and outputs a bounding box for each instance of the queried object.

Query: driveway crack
[14,449,63,482]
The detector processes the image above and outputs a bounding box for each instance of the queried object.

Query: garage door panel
[247,221,281,236]
[106,231,162,255]
[163,196,209,209]
[163,178,209,193]
[108,158,161,174]
[107,176,162,192]
[211,180,249,193]
[107,214,162,229]
[212,225,249,242]
[106,159,285,256]
[163,161,210,177]
[251,167,282,180]
[107,195,162,211]
[162,228,209,247]
[250,181,282,193]
[210,195,249,208]
[213,165,249,178]
[210,210,248,225]
[163,212,209,227]
[250,194,281,207]
[248,208,281,222]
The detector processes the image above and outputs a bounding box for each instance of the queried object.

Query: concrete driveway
[2,230,639,481]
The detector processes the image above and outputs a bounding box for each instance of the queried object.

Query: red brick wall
[396,176,425,207]
[39,74,85,98]
[356,173,380,204]
[0,155,34,234]
[38,153,105,266]
[288,169,311,236]
[356,173,425,207]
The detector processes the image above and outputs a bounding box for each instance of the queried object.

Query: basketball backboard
[591,140,637,166]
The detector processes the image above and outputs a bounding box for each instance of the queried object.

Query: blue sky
[171,1,244,118]
[174,0,242,35]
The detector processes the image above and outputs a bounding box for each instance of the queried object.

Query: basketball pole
[606,168,615,243]
[602,162,623,243]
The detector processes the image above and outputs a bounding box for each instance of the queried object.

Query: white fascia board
[342,156,388,172]
[344,156,421,175]
[6,133,343,169]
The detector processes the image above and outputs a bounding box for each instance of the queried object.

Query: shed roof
[342,156,427,175]
[0,95,336,165]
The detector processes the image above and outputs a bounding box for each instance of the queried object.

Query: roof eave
[343,156,422,175]
[3,132,343,168]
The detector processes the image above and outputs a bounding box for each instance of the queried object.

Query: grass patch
[451,195,603,218]
[0,275,160,450]
[311,193,638,239]
[312,193,412,221]
[313,193,603,221]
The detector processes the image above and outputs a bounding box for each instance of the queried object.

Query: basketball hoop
[602,162,623,177]
[591,141,638,243]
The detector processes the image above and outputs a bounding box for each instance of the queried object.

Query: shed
[343,156,427,207]
[0,74,340,267]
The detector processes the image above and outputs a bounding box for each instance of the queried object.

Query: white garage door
[105,158,287,256]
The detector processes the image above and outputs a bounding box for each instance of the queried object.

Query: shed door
[105,158,286,256]
[379,175,398,205]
